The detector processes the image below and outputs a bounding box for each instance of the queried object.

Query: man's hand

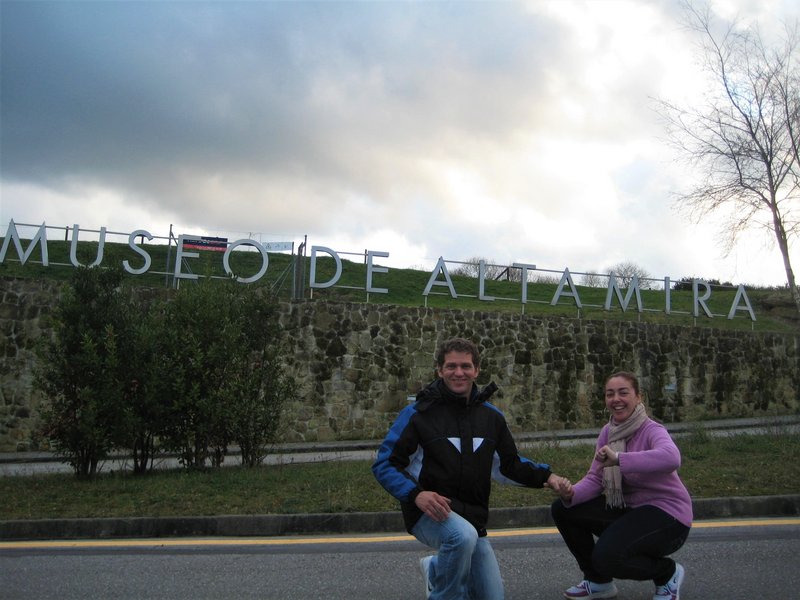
[415,491,452,522]
[544,473,574,500]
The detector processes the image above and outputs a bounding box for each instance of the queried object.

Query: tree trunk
[772,207,800,314]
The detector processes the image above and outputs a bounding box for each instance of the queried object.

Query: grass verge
[1,432,798,521]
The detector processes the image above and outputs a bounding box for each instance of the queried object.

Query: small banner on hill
[183,236,228,252]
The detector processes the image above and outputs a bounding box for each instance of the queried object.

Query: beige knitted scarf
[603,402,648,508]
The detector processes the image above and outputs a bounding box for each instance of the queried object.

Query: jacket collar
[415,378,498,412]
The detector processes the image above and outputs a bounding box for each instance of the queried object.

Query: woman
[551,372,692,600]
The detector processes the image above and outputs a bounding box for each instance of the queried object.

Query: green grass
[1,432,797,520]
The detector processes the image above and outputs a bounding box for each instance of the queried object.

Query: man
[372,337,571,599]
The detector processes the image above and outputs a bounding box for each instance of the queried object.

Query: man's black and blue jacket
[372,378,552,537]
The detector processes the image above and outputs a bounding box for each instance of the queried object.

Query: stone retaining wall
[2,276,798,450]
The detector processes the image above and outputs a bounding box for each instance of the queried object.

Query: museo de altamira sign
[0,220,756,321]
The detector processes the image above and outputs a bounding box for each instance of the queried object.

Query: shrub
[35,267,139,478]
[156,278,294,469]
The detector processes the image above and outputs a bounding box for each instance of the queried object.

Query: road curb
[2,494,798,541]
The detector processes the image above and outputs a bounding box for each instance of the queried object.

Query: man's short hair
[435,338,481,369]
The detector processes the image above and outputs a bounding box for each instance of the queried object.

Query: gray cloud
[2,2,558,190]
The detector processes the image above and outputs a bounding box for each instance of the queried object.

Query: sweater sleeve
[618,424,681,474]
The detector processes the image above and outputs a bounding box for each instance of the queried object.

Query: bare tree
[606,261,654,289]
[580,271,606,288]
[451,256,509,281]
[657,2,800,313]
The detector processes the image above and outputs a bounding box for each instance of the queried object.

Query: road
[1,518,798,600]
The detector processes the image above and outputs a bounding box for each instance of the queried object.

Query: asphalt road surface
[1,518,798,600]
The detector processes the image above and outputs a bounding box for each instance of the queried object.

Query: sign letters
[0,220,757,321]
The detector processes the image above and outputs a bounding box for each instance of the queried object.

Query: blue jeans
[412,512,504,600]
[551,497,690,586]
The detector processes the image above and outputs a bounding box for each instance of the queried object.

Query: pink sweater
[567,418,693,527]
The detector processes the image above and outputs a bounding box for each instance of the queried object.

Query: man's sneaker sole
[419,555,434,599]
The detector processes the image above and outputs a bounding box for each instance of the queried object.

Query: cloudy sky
[1,0,798,287]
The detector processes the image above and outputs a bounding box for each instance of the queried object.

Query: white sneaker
[563,579,618,599]
[419,555,434,599]
[653,563,685,600]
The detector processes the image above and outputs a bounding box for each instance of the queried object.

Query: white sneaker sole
[419,556,433,599]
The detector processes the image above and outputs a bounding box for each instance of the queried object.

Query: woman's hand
[595,445,619,467]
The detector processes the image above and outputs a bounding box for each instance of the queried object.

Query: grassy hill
[1,235,798,333]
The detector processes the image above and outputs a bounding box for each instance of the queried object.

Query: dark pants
[551,497,690,586]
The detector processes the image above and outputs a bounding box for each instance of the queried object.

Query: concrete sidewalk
[1,416,798,541]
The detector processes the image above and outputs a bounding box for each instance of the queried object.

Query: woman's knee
[591,536,625,575]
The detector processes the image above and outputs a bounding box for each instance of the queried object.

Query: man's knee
[442,520,479,551]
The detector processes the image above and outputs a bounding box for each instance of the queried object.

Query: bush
[35,268,295,476]
[35,267,140,478]
[673,276,732,291]
[156,278,294,469]
[225,295,296,467]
